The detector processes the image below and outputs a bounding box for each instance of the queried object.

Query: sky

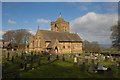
[1,2,118,45]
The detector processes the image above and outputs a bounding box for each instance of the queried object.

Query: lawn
[2,53,120,79]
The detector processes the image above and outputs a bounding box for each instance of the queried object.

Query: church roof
[38,30,82,42]
[47,39,59,48]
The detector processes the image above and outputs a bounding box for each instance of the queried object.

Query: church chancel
[29,14,83,54]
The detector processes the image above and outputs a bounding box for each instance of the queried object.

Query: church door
[55,46,58,54]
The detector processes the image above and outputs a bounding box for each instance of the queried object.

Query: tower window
[63,46,65,49]
[68,46,70,48]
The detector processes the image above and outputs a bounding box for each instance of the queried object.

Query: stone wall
[29,40,83,54]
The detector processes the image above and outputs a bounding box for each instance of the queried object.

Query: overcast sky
[1,2,118,45]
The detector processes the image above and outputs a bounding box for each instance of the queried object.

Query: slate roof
[38,30,82,42]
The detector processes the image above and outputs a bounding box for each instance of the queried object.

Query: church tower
[51,13,70,33]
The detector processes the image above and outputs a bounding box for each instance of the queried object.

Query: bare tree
[83,40,100,53]
[110,24,120,51]
[2,29,33,49]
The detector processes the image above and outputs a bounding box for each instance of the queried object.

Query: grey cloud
[71,12,118,44]
[8,19,16,25]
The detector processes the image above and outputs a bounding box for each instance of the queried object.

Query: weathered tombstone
[118,61,120,67]
[85,58,88,64]
[38,57,41,65]
[73,56,77,64]
[106,67,113,78]
[14,73,20,79]
[24,63,27,70]
[15,52,18,57]
[109,56,113,61]
[7,52,10,61]
[11,56,14,63]
[20,63,24,69]
[62,54,65,61]
[48,54,50,62]
[89,63,95,73]
[97,62,107,74]
[56,55,59,60]
[79,58,83,65]
[81,62,86,72]
[27,64,31,70]
[31,56,34,62]
[91,59,95,65]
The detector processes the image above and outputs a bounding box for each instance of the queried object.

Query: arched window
[63,46,65,49]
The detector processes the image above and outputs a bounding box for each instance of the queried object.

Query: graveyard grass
[2,52,120,78]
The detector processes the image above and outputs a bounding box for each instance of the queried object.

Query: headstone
[11,56,14,63]
[106,67,113,78]
[85,59,88,64]
[79,58,83,65]
[20,63,23,69]
[109,56,113,61]
[24,63,27,70]
[74,56,77,64]
[81,62,86,72]
[62,54,65,61]
[91,59,95,66]
[89,63,94,73]
[56,55,59,60]
[14,73,20,79]
[38,57,41,65]
[97,62,107,74]
[48,54,50,62]
[7,52,10,61]
[98,62,103,70]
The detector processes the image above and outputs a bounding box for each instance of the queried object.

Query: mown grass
[2,54,120,79]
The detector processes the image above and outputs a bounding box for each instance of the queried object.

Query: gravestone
[38,57,41,65]
[15,52,18,57]
[81,62,86,72]
[91,59,95,65]
[56,55,59,60]
[48,54,50,62]
[97,62,107,74]
[74,56,77,64]
[109,56,113,61]
[24,63,27,70]
[11,56,14,63]
[20,63,24,69]
[14,73,20,79]
[89,63,95,73]
[85,59,88,64]
[62,54,65,61]
[79,58,83,65]
[106,67,113,78]
[7,52,10,61]
[98,62,103,70]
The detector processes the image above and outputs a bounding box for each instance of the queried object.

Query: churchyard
[2,50,120,79]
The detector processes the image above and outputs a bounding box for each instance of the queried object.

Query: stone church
[29,14,83,54]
